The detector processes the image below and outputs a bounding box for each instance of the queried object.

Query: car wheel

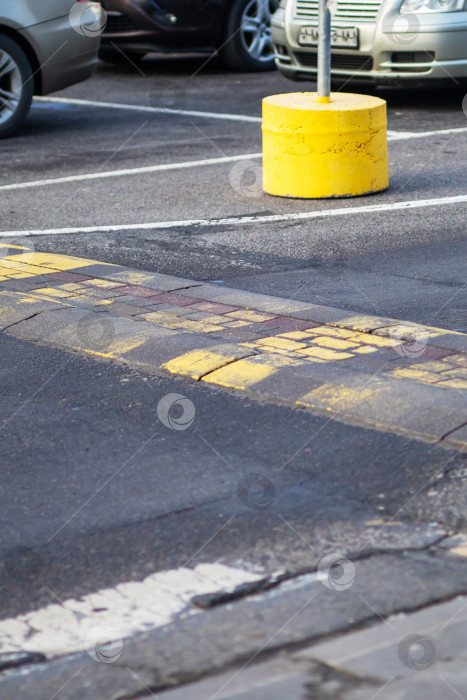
[99,48,147,64]
[0,34,34,139]
[221,0,279,72]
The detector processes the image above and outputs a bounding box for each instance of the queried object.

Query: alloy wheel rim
[0,49,22,125]
[240,0,278,63]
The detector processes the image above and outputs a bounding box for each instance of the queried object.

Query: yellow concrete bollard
[262,92,389,199]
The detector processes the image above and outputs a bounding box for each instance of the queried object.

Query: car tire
[99,48,147,64]
[0,33,34,139]
[220,0,279,72]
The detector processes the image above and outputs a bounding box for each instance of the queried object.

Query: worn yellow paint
[391,368,442,384]
[225,309,275,323]
[354,345,379,354]
[305,326,355,339]
[449,546,467,557]
[312,336,360,351]
[203,355,295,390]
[143,310,223,334]
[32,287,73,298]
[297,346,354,361]
[1,252,108,272]
[373,323,446,341]
[299,383,379,415]
[279,330,318,340]
[222,320,251,328]
[440,379,467,390]
[0,244,30,251]
[0,261,59,278]
[262,92,388,198]
[351,333,396,348]
[254,336,307,351]
[162,347,254,380]
[442,367,467,380]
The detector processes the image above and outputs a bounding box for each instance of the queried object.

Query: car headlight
[400,0,465,13]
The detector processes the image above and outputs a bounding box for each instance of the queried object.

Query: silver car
[0,1,106,138]
[272,0,467,85]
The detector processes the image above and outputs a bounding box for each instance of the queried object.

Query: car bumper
[272,5,467,83]
[20,8,103,95]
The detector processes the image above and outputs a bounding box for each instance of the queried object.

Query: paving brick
[254,336,307,352]
[261,317,317,331]
[41,271,93,283]
[119,285,162,298]
[0,279,42,292]
[104,302,149,317]
[76,264,202,292]
[162,344,256,380]
[225,309,277,323]
[82,279,126,289]
[298,373,467,442]
[177,285,318,314]
[123,331,222,369]
[442,353,467,368]
[109,295,162,307]
[188,301,240,314]
[146,292,198,306]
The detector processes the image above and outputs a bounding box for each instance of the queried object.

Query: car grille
[295,52,373,71]
[294,0,383,22]
[105,12,140,34]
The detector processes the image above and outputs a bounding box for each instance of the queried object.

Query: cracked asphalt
[0,54,466,699]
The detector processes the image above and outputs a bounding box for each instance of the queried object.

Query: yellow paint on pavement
[202,354,295,390]
[162,347,255,380]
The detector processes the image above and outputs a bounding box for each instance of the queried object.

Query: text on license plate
[298,26,359,48]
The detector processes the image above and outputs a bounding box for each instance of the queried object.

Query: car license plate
[298,26,359,49]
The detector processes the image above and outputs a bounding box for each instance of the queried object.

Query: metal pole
[317,0,331,102]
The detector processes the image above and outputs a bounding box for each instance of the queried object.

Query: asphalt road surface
[2,55,466,329]
[1,55,467,699]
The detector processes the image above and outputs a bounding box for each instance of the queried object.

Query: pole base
[262,92,389,199]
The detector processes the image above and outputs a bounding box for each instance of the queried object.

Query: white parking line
[0,563,262,658]
[387,127,467,141]
[1,193,466,238]
[35,96,467,142]
[34,96,262,123]
[0,153,262,193]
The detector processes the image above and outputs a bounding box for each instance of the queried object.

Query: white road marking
[34,96,262,123]
[0,563,262,658]
[0,153,263,193]
[1,193,466,239]
[34,96,467,141]
[387,127,467,141]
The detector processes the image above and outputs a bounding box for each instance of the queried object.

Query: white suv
[272,0,467,85]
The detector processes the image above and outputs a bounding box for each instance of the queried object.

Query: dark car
[100,0,278,71]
